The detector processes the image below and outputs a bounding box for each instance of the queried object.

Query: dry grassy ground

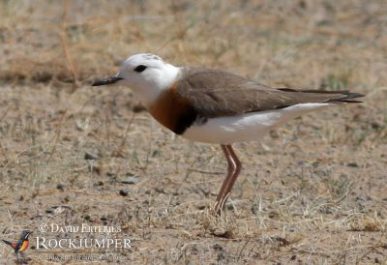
[0,1,386,264]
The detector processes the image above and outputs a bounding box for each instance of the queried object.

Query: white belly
[182,103,331,144]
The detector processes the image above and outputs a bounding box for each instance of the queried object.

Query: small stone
[95,181,104,186]
[100,216,109,225]
[56,183,64,191]
[371,122,381,129]
[347,162,358,168]
[120,176,139,185]
[84,215,91,221]
[195,203,206,210]
[269,211,279,219]
[84,152,98,160]
[154,187,165,194]
[212,229,233,238]
[119,189,129,196]
[213,244,223,251]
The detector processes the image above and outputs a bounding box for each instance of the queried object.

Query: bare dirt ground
[0,1,386,264]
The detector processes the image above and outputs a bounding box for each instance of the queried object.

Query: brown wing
[176,68,363,118]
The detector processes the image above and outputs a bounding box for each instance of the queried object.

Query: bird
[2,230,32,260]
[92,53,364,213]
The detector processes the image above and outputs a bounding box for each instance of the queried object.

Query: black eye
[134,65,147,73]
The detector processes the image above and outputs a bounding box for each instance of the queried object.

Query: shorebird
[92,53,363,213]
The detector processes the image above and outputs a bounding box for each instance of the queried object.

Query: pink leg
[215,145,242,213]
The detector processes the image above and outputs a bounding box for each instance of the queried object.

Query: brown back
[176,68,363,118]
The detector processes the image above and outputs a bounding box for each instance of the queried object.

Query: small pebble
[84,152,98,160]
[56,183,64,191]
[84,215,91,221]
[347,162,358,168]
[119,189,129,196]
[120,176,139,185]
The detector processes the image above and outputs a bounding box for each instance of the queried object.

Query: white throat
[123,64,181,107]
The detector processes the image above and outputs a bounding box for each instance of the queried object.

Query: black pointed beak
[92,76,123,86]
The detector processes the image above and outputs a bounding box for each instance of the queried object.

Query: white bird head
[92,53,180,106]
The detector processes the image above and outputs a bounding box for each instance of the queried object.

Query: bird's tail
[278,88,365,104]
[324,90,364,103]
[2,239,13,246]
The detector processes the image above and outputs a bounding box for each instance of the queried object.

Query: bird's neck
[136,65,182,108]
